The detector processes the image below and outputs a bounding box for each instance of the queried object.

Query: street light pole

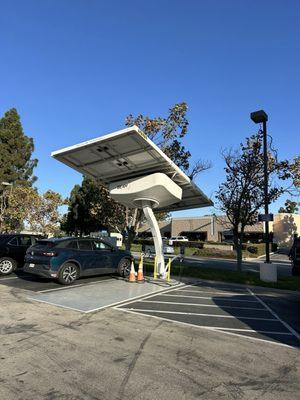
[250,110,270,264]
[262,119,270,263]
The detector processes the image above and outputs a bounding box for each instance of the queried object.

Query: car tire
[0,257,17,276]
[58,263,79,285]
[117,258,131,278]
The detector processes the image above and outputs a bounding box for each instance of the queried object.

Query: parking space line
[211,328,293,334]
[160,294,260,303]
[177,289,250,295]
[247,288,300,342]
[114,307,297,349]
[112,282,191,308]
[37,278,116,293]
[189,284,248,292]
[0,276,20,281]
[140,300,266,311]
[29,297,86,313]
[124,308,277,321]
[83,285,184,313]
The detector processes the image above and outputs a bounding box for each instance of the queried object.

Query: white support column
[142,201,166,278]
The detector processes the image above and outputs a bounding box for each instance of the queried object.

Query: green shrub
[246,246,258,254]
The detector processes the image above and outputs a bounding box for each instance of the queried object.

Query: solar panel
[51,126,213,212]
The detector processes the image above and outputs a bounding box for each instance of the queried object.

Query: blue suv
[24,237,133,285]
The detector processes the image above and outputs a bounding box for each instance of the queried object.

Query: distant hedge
[135,239,204,248]
[134,238,278,255]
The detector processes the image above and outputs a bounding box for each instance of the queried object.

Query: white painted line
[247,289,300,342]
[189,285,247,292]
[0,276,20,281]
[114,282,190,308]
[125,308,277,321]
[83,285,183,314]
[209,328,296,349]
[160,294,260,303]
[114,307,297,349]
[212,327,292,335]
[28,297,86,313]
[38,283,91,293]
[37,278,116,293]
[140,300,267,311]
[177,289,250,296]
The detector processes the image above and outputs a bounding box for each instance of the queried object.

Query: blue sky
[1,0,299,217]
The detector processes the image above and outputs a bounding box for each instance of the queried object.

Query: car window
[93,240,111,250]
[19,236,32,246]
[8,237,18,246]
[78,240,93,250]
[66,240,78,249]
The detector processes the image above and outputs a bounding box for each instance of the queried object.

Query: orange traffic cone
[137,257,144,283]
[128,261,136,283]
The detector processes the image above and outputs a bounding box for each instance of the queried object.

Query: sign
[258,213,274,222]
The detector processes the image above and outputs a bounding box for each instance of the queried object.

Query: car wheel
[58,263,79,285]
[118,258,131,278]
[0,257,17,276]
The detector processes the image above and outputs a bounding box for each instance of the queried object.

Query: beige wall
[138,213,300,246]
[171,217,214,240]
[272,213,300,247]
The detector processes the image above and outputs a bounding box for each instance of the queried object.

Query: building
[138,213,300,247]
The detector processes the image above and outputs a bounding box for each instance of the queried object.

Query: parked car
[289,236,300,276]
[143,244,174,258]
[0,234,42,276]
[24,237,133,285]
[168,236,189,245]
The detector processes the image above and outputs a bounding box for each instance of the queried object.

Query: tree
[126,103,211,179]
[278,156,300,195]
[1,186,37,232]
[123,103,211,249]
[2,187,65,235]
[28,190,67,235]
[278,199,299,214]
[61,178,126,236]
[216,132,283,270]
[0,108,38,186]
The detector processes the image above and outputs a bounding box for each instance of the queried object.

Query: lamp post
[250,110,270,264]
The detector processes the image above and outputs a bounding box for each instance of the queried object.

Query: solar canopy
[51,126,213,212]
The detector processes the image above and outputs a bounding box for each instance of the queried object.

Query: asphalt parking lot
[1,271,300,399]
[2,270,299,348]
[116,281,300,348]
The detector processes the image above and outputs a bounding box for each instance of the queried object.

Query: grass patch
[192,248,236,259]
[143,261,300,292]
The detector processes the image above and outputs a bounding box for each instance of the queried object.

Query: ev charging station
[52,126,212,279]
